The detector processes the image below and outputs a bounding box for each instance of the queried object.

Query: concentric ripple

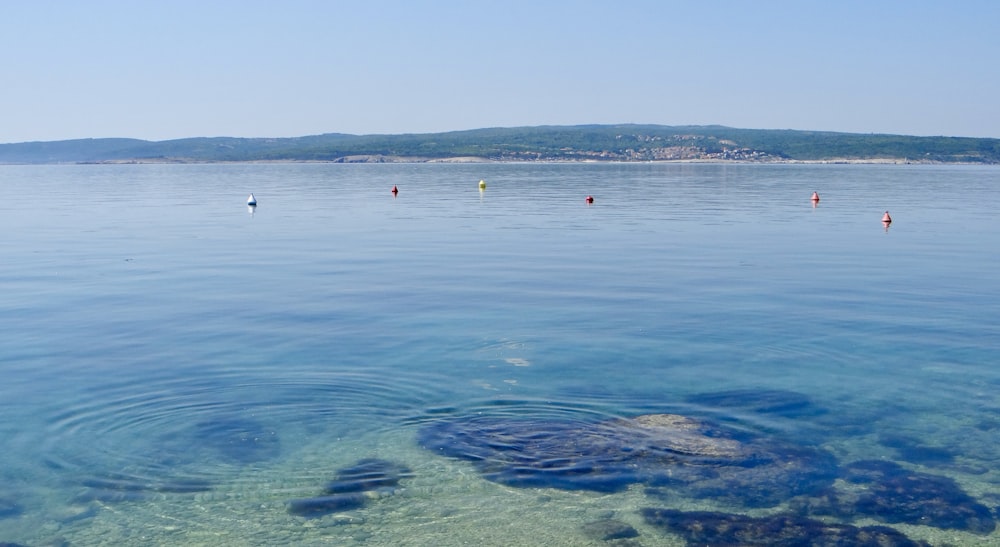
[38,366,455,501]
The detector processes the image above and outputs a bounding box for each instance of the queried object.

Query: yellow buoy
[478,179,486,190]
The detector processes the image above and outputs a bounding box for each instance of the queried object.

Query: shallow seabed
[1,163,999,546]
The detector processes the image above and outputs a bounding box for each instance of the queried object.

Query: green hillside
[1,125,998,164]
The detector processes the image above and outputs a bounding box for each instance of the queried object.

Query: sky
[1,0,998,143]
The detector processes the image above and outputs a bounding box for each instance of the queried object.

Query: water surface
[1,163,999,545]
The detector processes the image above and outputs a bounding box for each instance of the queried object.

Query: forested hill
[1,125,999,164]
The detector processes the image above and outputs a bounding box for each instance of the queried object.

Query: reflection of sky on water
[0,163,998,545]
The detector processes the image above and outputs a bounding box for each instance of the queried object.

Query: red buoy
[585,195,594,204]
[391,185,398,195]
[882,211,892,223]
[811,191,820,202]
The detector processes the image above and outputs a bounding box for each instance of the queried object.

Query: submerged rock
[288,458,412,518]
[792,460,996,534]
[419,413,838,505]
[646,443,839,508]
[642,508,931,546]
[421,417,637,492]
[323,458,413,494]
[612,414,745,459]
[844,460,994,534]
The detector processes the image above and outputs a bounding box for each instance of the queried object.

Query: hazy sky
[2,0,998,143]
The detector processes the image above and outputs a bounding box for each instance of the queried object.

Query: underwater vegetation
[642,508,931,546]
[421,405,998,540]
[287,458,413,517]
[418,413,838,502]
[794,459,996,534]
[643,442,839,509]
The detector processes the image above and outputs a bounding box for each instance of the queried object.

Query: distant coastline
[2,124,998,165]
[84,156,951,166]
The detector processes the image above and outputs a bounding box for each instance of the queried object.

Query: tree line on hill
[1,124,998,164]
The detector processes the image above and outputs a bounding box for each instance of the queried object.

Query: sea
[0,162,998,546]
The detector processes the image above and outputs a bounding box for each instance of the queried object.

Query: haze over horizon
[2,0,998,144]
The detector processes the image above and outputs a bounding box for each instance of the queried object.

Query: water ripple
[39,367,455,493]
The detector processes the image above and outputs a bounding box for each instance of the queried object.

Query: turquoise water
[1,162,999,545]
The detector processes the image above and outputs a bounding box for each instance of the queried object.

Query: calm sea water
[1,162,999,545]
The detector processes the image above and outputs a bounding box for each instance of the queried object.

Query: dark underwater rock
[642,508,931,547]
[843,460,995,534]
[419,414,740,493]
[645,443,839,508]
[419,413,838,506]
[421,417,635,493]
[684,388,825,419]
[792,459,996,534]
[194,416,280,464]
[287,458,412,518]
[324,458,413,494]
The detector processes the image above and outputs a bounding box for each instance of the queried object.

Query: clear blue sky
[2,0,998,143]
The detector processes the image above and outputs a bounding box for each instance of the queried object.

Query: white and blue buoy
[247,193,257,206]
